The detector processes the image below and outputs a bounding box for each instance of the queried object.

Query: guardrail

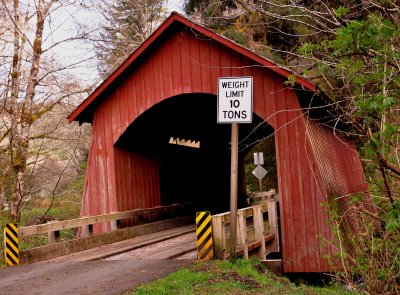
[212,201,279,260]
[19,203,187,243]
[13,203,193,264]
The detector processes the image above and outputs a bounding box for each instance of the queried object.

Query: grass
[0,190,82,267]
[132,258,354,295]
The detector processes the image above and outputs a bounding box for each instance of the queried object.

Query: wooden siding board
[240,57,252,81]
[284,90,305,272]
[154,51,164,105]
[114,148,121,210]
[104,102,112,220]
[263,70,277,128]
[132,70,142,122]
[252,67,264,119]
[171,32,183,95]
[161,39,174,99]
[301,124,322,271]
[274,77,296,272]
[132,153,139,210]
[230,51,241,77]
[99,107,110,231]
[289,117,307,271]
[199,40,211,93]
[219,45,231,77]
[81,138,96,217]
[139,65,147,118]
[120,149,128,211]
[288,89,311,271]
[127,151,134,211]
[107,98,118,214]
[145,56,156,110]
[209,41,221,94]
[93,115,105,232]
[117,88,126,141]
[92,131,100,219]
[190,34,202,93]
[307,126,332,270]
[138,156,146,209]
[179,32,192,93]
[155,48,165,100]
[143,157,150,208]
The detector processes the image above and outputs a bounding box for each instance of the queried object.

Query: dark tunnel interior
[115,93,274,214]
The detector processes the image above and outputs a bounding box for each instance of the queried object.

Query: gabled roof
[68,12,316,123]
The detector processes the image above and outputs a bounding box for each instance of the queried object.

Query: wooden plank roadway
[44,225,196,262]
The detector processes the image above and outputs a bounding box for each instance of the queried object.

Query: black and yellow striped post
[4,224,19,266]
[196,211,214,260]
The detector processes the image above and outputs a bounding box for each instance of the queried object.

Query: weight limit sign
[217,77,253,123]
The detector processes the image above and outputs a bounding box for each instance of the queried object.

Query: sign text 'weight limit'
[218,77,253,123]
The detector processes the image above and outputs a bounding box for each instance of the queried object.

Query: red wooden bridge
[65,12,368,273]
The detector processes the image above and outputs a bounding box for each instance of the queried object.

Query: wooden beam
[237,210,248,259]
[230,123,239,260]
[211,215,226,260]
[19,204,186,237]
[253,205,266,260]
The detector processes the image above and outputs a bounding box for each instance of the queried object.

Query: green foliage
[327,212,400,294]
[333,7,349,19]
[133,258,352,294]
[284,74,297,86]
[244,135,277,194]
[385,200,400,233]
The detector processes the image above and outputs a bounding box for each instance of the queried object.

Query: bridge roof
[68,12,317,124]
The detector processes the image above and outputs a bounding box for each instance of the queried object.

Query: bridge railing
[212,201,279,260]
[19,203,188,242]
[16,203,193,264]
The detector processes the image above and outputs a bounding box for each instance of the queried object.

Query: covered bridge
[68,12,367,273]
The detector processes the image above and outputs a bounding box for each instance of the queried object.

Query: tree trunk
[9,0,53,220]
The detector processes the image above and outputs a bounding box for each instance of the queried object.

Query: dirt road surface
[0,259,192,295]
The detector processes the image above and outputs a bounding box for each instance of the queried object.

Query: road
[0,259,192,295]
[0,226,197,294]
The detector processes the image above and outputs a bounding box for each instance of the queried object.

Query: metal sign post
[253,152,268,192]
[218,77,253,260]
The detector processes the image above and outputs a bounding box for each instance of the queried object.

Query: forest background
[0,1,399,293]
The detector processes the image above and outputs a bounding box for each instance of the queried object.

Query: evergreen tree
[95,0,168,77]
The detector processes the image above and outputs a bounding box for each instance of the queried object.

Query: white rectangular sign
[217,77,253,123]
[253,152,264,165]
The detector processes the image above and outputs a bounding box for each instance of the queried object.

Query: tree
[0,0,93,221]
[94,0,168,77]
[185,1,400,292]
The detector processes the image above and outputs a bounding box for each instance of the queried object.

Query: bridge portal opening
[115,93,277,215]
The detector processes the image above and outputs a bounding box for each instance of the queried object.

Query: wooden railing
[18,203,193,264]
[20,203,188,243]
[212,201,279,260]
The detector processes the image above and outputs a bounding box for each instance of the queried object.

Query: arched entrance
[115,93,277,214]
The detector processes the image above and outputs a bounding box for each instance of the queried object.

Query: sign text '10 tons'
[218,77,253,123]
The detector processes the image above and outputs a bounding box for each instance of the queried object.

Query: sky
[168,0,184,13]
[45,1,185,88]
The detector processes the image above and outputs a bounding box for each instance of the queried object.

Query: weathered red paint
[70,13,367,273]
